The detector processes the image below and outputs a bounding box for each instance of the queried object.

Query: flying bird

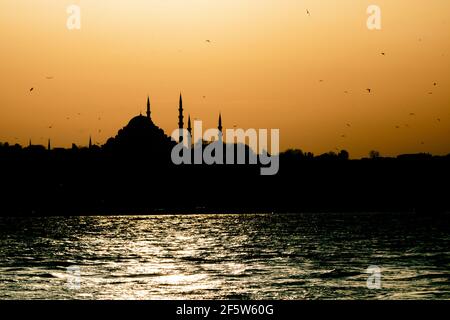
[366,88,371,93]
[205,40,211,43]
[381,52,385,56]
[433,82,437,86]
[395,126,400,129]
[306,9,310,16]
[437,118,441,122]
[409,113,415,116]
[29,88,34,92]
[346,124,351,127]
[46,76,54,80]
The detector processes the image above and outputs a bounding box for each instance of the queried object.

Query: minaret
[178,93,184,129]
[187,115,192,137]
[178,93,184,142]
[47,139,51,151]
[218,113,223,143]
[218,113,223,133]
[146,96,151,120]
[29,139,32,147]
[89,136,92,149]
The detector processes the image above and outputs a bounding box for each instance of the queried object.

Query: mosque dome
[127,114,153,128]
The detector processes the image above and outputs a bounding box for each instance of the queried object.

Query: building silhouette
[102,95,224,162]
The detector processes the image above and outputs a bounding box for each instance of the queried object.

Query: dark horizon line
[1,140,449,161]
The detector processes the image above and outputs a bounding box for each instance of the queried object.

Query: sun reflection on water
[0,213,449,299]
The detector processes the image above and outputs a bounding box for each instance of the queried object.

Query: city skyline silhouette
[2,93,448,161]
[1,1,450,158]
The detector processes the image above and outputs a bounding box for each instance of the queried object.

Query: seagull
[46,76,54,80]
[409,113,415,116]
[319,80,324,82]
[433,82,437,86]
[344,91,349,94]
[202,96,206,99]
[381,52,385,56]
[346,124,351,127]
[428,92,433,95]
[341,134,346,138]
[366,88,371,93]
[48,126,53,129]
[437,118,441,122]
[29,88,34,92]
[205,40,211,43]
[395,126,400,129]
[306,9,310,16]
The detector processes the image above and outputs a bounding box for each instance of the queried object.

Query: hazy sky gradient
[1,0,449,157]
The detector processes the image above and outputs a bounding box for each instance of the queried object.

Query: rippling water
[0,213,449,300]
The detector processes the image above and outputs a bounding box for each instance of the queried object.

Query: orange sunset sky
[0,0,449,158]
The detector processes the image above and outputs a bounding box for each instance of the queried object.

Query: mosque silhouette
[36,94,225,159]
[100,94,226,160]
[103,96,174,157]
[98,94,251,167]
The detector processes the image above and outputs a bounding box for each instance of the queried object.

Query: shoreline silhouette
[0,96,449,216]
